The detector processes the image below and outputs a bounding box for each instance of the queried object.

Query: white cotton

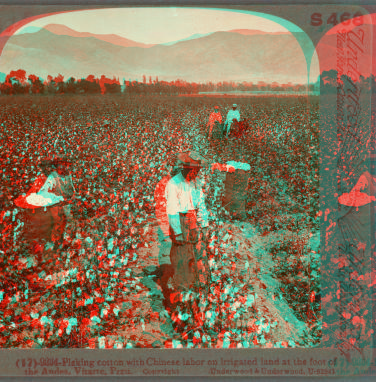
[226,161,251,171]
[26,192,64,207]
[114,341,123,349]
[98,336,106,349]
[246,294,255,307]
[232,301,241,311]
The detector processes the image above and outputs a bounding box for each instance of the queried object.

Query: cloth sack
[222,169,249,220]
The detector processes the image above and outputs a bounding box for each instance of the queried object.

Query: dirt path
[125,217,311,347]
[217,221,311,345]
[243,224,312,341]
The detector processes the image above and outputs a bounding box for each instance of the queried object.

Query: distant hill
[229,29,290,36]
[161,32,213,46]
[44,24,154,48]
[1,26,312,83]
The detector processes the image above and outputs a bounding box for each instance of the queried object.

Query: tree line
[0,70,121,95]
[3,68,372,96]
[320,69,376,93]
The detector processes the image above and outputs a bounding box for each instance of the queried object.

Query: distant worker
[103,119,113,140]
[162,112,173,132]
[207,106,222,139]
[224,103,240,138]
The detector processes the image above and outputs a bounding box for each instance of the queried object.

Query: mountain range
[0,24,314,83]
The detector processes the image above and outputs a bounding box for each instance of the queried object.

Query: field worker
[162,112,173,132]
[15,159,58,210]
[224,103,240,138]
[207,106,222,139]
[103,119,112,139]
[165,151,210,293]
[15,159,61,249]
[153,160,182,308]
[34,157,76,244]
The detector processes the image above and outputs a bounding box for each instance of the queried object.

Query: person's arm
[196,187,209,230]
[27,174,47,195]
[68,173,76,197]
[207,113,212,128]
[38,173,56,194]
[165,181,182,236]
[69,173,76,193]
[32,173,64,206]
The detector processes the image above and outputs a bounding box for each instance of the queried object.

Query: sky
[15,7,302,45]
[6,7,319,84]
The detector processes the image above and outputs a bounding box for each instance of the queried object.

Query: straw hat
[176,151,209,168]
[53,156,73,167]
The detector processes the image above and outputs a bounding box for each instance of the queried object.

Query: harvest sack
[223,169,250,220]
[21,207,53,244]
[169,212,209,291]
[21,204,67,246]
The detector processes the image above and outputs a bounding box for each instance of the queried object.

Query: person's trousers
[208,124,214,139]
[169,211,210,292]
[50,205,66,243]
[224,120,232,137]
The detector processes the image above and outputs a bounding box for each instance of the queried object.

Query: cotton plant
[0,96,320,348]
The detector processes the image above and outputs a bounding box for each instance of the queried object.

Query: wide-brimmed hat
[176,151,208,168]
[232,104,237,108]
[214,106,220,110]
[38,158,55,169]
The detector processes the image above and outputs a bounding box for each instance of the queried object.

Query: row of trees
[0,70,121,95]
[10,68,376,96]
[320,69,376,93]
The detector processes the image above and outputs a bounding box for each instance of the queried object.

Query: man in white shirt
[165,151,210,292]
[224,104,240,138]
